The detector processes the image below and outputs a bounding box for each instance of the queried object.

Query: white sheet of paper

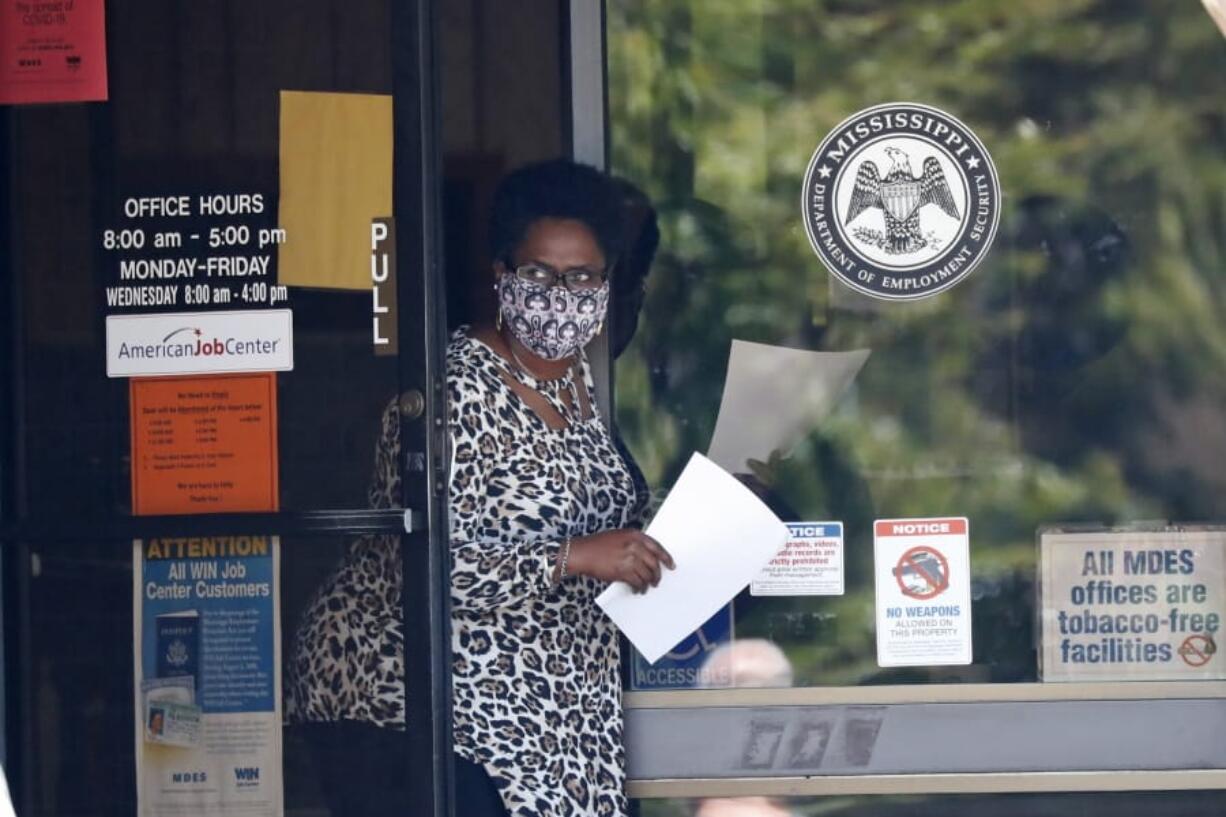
[596,453,789,664]
[1205,0,1226,38]
[0,766,13,817]
[706,340,870,474]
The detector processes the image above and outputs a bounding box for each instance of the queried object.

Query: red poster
[1,0,108,104]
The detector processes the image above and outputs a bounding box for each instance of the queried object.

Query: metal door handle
[400,389,426,420]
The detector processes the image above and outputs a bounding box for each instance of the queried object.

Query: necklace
[503,334,581,414]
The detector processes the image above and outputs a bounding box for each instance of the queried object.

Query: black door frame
[392,0,453,813]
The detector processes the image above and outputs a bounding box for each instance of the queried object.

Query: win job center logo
[802,103,1001,301]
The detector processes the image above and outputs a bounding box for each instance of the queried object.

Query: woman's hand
[566,529,675,593]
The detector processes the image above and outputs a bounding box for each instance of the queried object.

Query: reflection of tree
[609,0,1226,687]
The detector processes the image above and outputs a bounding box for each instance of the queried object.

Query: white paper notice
[1205,0,1226,38]
[597,453,789,664]
[0,767,14,817]
[874,517,973,667]
[706,340,870,474]
[751,522,844,596]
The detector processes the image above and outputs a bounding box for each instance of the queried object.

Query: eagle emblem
[802,102,1000,300]
[845,147,959,255]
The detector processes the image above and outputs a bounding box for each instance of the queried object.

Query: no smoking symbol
[1179,634,1217,667]
[893,546,950,600]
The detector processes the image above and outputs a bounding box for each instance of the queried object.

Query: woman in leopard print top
[288,160,673,816]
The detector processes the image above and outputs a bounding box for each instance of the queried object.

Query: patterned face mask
[498,272,609,361]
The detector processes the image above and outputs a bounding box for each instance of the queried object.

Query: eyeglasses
[506,260,607,292]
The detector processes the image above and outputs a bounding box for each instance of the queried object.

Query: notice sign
[131,374,279,515]
[1,0,108,105]
[134,536,282,817]
[874,517,972,667]
[751,522,844,596]
[1040,529,1226,682]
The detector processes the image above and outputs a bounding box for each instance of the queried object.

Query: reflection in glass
[697,639,794,689]
[609,0,1226,686]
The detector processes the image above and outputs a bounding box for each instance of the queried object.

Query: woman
[289,159,673,816]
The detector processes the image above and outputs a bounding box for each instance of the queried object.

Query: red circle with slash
[1179,634,1217,667]
[893,546,950,600]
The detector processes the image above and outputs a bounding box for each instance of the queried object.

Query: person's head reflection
[694,796,794,817]
[609,177,659,359]
[697,638,794,689]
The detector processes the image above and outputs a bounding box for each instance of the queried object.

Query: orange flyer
[130,373,279,515]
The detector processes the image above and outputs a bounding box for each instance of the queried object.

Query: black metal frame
[392,0,454,813]
[0,90,30,804]
[0,0,453,814]
[0,510,420,543]
[0,85,16,786]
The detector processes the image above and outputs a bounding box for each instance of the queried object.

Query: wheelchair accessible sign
[630,604,734,690]
[874,517,972,667]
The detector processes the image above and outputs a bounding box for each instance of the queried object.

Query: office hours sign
[1041,529,1226,681]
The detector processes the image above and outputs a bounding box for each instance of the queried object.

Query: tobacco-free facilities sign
[874,517,972,667]
[1040,529,1226,681]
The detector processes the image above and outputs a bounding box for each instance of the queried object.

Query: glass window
[608,1,1226,687]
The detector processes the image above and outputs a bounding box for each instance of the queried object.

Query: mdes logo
[170,770,208,784]
[106,310,293,377]
[234,766,261,788]
[802,103,1001,301]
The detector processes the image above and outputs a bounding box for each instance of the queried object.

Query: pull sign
[371,217,398,355]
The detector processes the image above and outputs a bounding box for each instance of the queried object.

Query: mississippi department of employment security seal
[802,102,1001,300]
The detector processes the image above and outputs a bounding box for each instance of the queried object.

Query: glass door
[604,1,1226,813]
[0,1,450,815]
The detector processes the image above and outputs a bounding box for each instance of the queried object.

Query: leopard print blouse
[287,326,646,816]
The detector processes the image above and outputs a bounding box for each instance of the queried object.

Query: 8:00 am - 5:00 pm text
[101,193,289,310]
